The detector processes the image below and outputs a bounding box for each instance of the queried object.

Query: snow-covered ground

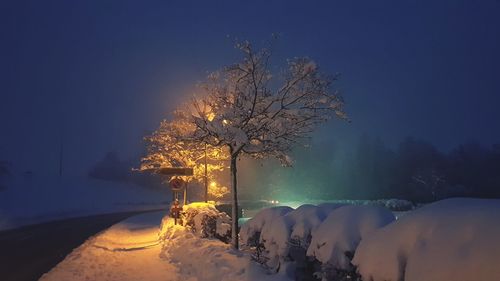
[353,198,500,281]
[0,175,169,231]
[40,211,175,281]
[40,209,292,281]
[40,198,500,281]
[160,217,291,281]
[241,203,395,279]
[242,198,500,281]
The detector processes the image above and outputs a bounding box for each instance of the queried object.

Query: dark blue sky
[1,0,499,176]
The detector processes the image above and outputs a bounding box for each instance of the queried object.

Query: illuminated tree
[190,41,348,249]
[141,110,229,199]
[208,181,229,199]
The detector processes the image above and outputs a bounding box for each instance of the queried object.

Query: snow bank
[307,205,395,270]
[182,202,231,237]
[160,216,293,281]
[353,198,500,281]
[167,202,233,242]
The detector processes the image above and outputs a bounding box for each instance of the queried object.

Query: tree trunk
[230,152,239,249]
[204,142,208,202]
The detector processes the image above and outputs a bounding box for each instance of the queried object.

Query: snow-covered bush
[240,206,294,248]
[179,202,232,242]
[259,205,325,270]
[267,205,348,262]
[160,217,294,281]
[352,198,500,281]
[307,205,395,280]
[242,204,346,275]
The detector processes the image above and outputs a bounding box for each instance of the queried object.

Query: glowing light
[207,112,215,122]
[222,119,229,125]
[208,181,229,199]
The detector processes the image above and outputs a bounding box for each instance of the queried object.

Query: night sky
[1,0,499,177]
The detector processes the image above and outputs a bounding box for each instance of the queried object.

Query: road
[0,209,165,281]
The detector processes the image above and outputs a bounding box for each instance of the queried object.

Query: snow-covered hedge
[259,204,350,270]
[307,205,395,280]
[352,198,500,281]
[241,203,396,280]
[259,205,322,269]
[161,202,232,243]
[160,216,294,281]
[240,206,294,248]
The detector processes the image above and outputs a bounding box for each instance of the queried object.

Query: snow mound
[288,204,331,243]
[260,204,344,259]
[180,202,232,241]
[160,216,292,281]
[158,214,186,241]
[307,205,395,270]
[352,198,500,281]
[240,206,294,247]
[242,204,346,271]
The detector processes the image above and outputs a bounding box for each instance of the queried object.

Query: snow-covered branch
[190,42,347,166]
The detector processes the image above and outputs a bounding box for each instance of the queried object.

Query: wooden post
[183,181,188,205]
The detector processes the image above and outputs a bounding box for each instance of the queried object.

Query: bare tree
[189,41,347,248]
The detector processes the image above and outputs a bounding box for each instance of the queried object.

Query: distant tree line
[243,136,500,203]
[87,137,500,203]
[346,136,500,202]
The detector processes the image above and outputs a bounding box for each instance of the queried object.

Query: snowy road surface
[0,210,163,281]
